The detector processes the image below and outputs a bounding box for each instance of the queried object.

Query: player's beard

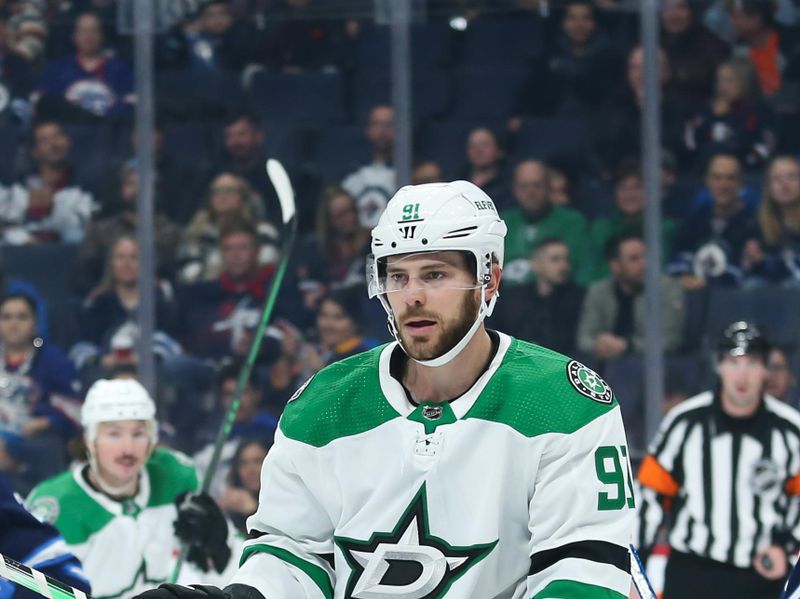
[398,289,480,361]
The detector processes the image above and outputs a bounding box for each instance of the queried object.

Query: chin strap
[380,286,497,368]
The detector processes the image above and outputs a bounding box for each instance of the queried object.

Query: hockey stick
[0,552,89,599]
[629,544,657,599]
[170,159,298,582]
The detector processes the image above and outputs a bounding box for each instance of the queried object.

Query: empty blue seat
[156,70,245,119]
[62,124,117,189]
[0,119,21,184]
[355,23,453,70]
[247,72,345,126]
[352,68,450,123]
[163,123,215,169]
[451,67,526,120]
[459,16,544,66]
[703,287,800,347]
[514,117,590,165]
[311,125,372,183]
[262,120,305,179]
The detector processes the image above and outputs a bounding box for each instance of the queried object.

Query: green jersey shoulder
[27,448,198,544]
[146,447,199,507]
[464,338,619,437]
[280,344,399,447]
[279,338,619,447]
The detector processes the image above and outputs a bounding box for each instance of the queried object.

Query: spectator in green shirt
[590,160,677,279]
[501,159,595,285]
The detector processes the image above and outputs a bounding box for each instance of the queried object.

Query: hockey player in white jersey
[134,181,635,598]
[26,378,242,599]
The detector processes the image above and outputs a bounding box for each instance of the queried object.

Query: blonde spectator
[756,155,800,283]
[178,172,278,283]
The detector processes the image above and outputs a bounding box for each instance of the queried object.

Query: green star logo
[567,360,613,404]
[335,484,497,598]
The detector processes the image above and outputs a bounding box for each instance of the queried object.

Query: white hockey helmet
[367,181,507,367]
[81,378,158,446]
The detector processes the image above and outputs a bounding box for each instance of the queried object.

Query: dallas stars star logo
[335,484,497,598]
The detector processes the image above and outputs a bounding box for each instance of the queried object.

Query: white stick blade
[266,159,296,226]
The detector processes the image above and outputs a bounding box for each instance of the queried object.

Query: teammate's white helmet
[367,181,507,367]
[81,378,158,445]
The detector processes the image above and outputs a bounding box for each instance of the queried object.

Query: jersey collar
[73,462,152,516]
[378,331,512,419]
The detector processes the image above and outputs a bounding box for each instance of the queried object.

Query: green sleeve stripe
[531,579,627,599]
[240,544,333,599]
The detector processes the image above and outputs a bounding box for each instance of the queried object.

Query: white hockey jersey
[230,334,635,598]
[27,449,241,599]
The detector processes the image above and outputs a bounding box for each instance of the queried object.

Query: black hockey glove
[173,491,231,573]
[132,584,264,599]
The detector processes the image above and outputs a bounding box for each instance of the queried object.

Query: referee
[635,321,800,598]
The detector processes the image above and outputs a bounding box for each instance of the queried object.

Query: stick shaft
[0,553,89,599]
[629,544,657,599]
[170,160,297,583]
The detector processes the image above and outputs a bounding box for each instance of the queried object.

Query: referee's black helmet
[716,321,770,362]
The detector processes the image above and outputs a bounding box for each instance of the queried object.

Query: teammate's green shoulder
[28,468,113,544]
[146,447,199,507]
[465,338,619,437]
[280,344,401,448]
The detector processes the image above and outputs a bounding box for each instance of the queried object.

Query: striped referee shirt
[634,390,800,568]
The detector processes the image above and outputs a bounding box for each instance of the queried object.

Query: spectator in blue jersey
[757,155,800,284]
[175,216,302,370]
[0,472,90,599]
[159,0,257,72]
[0,255,49,341]
[668,153,763,289]
[0,293,81,492]
[70,235,181,380]
[35,12,133,120]
[684,57,776,171]
[0,120,94,244]
[193,364,277,495]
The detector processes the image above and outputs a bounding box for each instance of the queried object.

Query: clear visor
[367,251,480,298]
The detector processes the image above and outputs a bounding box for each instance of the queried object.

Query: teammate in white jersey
[134,181,635,598]
[27,379,241,599]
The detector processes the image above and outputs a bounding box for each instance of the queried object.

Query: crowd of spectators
[1,0,800,517]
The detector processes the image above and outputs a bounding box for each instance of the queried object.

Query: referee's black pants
[663,550,786,599]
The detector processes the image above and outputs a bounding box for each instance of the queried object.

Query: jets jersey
[26,449,241,599]
[230,333,635,598]
[0,473,90,599]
